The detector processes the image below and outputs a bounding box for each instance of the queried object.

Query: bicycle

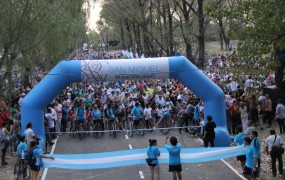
[128,116,145,137]
[160,116,170,135]
[13,158,31,180]
[69,119,76,138]
[76,120,86,140]
[93,120,103,138]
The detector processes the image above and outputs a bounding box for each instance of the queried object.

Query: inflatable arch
[21,56,230,147]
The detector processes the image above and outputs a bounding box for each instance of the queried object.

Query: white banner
[81,58,169,82]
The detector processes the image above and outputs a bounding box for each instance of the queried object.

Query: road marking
[197,138,246,180]
[125,134,129,139]
[129,144,133,149]
[139,171,145,179]
[41,137,58,180]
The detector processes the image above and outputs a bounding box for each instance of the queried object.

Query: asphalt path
[44,129,243,180]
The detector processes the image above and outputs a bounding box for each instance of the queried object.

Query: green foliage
[0,0,90,99]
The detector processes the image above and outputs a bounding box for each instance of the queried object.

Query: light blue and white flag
[42,146,245,169]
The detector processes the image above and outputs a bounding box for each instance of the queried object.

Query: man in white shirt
[266,130,284,177]
[25,122,40,146]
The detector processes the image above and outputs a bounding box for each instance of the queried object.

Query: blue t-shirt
[147,146,160,165]
[245,145,257,168]
[250,138,261,158]
[33,147,44,166]
[234,133,246,145]
[92,109,101,120]
[165,143,182,165]
[132,106,142,120]
[17,142,28,156]
[76,107,85,120]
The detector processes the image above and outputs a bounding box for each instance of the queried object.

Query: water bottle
[21,150,25,160]
[35,157,39,166]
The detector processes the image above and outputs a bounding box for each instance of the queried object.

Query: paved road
[44,129,243,180]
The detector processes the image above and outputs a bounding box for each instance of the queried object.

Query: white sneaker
[153,126,156,130]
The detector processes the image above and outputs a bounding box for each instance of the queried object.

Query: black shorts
[148,163,158,167]
[133,119,141,126]
[30,164,41,171]
[236,155,246,161]
[169,164,182,172]
[252,159,261,178]
[243,165,252,176]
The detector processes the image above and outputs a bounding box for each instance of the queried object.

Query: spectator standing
[266,130,284,177]
[164,136,182,180]
[232,126,246,174]
[54,101,62,136]
[25,122,40,147]
[275,99,285,134]
[243,137,257,180]
[239,102,248,132]
[29,141,54,180]
[1,122,11,166]
[257,101,265,130]
[264,94,272,128]
[203,115,216,147]
[249,95,258,126]
[147,139,160,180]
[251,131,261,179]
[244,120,255,138]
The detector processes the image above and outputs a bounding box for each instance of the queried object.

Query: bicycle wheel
[112,123,117,138]
[161,120,170,135]
[93,123,101,138]
[86,122,91,136]
[78,124,83,140]
[128,121,133,137]
[13,160,21,180]
[146,119,154,132]
[23,161,31,180]
[139,121,145,136]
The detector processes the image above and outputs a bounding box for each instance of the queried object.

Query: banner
[81,58,169,82]
[42,146,245,169]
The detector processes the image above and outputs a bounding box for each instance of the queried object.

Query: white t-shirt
[45,113,55,128]
[144,108,152,120]
[25,128,35,145]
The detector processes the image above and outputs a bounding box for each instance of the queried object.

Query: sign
[81,58,169,82]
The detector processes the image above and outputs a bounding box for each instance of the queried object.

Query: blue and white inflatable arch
[21,56,230,147]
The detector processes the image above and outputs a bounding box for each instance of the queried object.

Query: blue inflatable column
[169,56,230,147]
[21,60,81,147]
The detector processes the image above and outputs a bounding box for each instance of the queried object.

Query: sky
[86,0,102,32]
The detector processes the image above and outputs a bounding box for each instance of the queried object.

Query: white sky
[86,0,102,32]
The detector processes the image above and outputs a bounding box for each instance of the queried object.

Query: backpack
[26,148,37,166]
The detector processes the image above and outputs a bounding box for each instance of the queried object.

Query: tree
[224,0,285,88]
[0,0,91,99]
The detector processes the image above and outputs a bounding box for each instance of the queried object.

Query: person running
[147,139,160,180]
[164,136,182,180]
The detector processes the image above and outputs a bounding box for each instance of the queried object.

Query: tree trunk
[125,20,133,49]
[120,22,126,49]
[275,48,285,89]
[166,2,174,56]
[197,0,205,68]
[218,17,230,50]
[219,32,224,50]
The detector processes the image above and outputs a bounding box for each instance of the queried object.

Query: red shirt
[0,111,10,128]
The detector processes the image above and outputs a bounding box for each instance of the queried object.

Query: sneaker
[153,126,156,130]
